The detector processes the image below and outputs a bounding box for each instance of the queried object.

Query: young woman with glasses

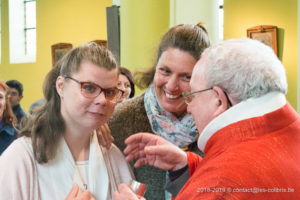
[0,43,133,199]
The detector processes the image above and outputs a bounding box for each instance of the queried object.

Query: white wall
[170,0,220,44]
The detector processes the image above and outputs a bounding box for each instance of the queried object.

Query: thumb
[65,184,79,199]
[80,190,92,199]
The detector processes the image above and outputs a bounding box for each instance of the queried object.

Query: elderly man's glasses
[182,87,233,107]
[64,76,124,103]
[182,88,213,105]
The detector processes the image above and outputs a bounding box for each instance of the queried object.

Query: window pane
[26,29,36,55]
[25,1,36,28]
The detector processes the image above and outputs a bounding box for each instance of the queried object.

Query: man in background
[6,80,26,125]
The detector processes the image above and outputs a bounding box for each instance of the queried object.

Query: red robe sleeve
[186,152,202,176]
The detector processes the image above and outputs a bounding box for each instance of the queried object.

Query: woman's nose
[165,76,179,91]
[120,84,126,91]
[94,91,107,105]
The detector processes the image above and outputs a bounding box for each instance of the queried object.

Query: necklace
[76,160,89,190]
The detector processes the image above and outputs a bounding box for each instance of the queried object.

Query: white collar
[198,92,287,152]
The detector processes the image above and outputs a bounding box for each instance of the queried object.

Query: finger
[65,184,79,199]
[99,126,108,148]
[96,128,106,147]
[101,124,114,148]
[144,146,166,155]
[117,183,130,192]
[144,145,179,157]
[125,148,147,162]
[134,158,149,168]
[79,190,92,199]
[103,123,114,141]
[124,142,147,155]
[113,190,121,200]
[124,133,151,145]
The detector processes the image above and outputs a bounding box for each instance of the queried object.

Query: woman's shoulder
[0,137,34,163]
[116,94,145,112]
[0,137,39,199]
[110,94,146,121]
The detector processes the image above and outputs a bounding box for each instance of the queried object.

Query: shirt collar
[198,92,287,152]
[0,121,15,136]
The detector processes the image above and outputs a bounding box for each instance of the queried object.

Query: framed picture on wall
[247,25,278,56]
[51,43,73,67]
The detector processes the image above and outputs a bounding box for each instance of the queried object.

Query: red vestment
[176,103,300,200]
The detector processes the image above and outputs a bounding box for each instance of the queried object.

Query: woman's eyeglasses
[64,76,124,103]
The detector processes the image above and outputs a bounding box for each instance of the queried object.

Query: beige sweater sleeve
[101,144,135,199]
[0,137,40,200]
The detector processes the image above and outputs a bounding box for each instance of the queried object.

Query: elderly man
[114,38,300,200]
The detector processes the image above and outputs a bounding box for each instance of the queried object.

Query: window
[219,0,224,41]
[9,0,36,63]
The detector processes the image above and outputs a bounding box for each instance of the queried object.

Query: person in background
[108,22,210,200]
[29,98,46,115]
[117,67,135,103]
[0,43,133,199]
[6,80,26,125]
[114,38,300,200]
[0,80,18,155]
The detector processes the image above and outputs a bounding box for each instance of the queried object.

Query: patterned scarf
[144,85,198,148]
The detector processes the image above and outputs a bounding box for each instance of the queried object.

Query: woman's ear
[212,86,231,116]
[56,76,64,98]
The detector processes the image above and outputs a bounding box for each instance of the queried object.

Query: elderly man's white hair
[201,38,287,103]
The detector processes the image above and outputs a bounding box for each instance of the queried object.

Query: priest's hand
[65,184,95,200]
[96,123,114,149]
[124,133,187,171]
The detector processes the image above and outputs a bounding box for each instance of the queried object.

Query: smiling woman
[0,43,134,200]
[0,80,17,155]
[108,22,210,200]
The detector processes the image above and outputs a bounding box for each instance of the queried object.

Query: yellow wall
[120,0,170,94]
[0,0,112,111]
[224,0,298,109]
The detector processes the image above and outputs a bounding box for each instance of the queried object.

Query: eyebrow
[159,66,192,76]
[73,78,117,90]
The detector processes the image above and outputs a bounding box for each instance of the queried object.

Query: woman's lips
[165,91,181,99]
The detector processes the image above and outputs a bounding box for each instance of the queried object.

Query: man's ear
[212,86,231,116]
[56,76,64,98]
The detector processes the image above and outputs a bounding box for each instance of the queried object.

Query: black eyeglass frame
[182,87,233,107]
[182,88,213,105]
[63,76,124,102]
